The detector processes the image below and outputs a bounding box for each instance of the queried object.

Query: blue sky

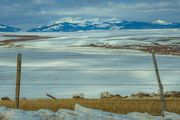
[0,0,180,29]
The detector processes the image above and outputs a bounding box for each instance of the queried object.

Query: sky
[0,0,180,29]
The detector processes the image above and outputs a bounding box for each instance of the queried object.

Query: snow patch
[153,20,170,25]
[0,104,179,120]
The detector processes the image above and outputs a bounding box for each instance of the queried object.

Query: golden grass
[0,98,179,115]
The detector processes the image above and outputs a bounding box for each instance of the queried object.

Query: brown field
[0,35,52,43]
[0,98,179,115]
[82,44,180,56]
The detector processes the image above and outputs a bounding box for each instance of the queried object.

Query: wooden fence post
[16,53,22,109]
[152,50,166,117]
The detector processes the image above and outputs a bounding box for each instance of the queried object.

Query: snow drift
[0,104,179,120]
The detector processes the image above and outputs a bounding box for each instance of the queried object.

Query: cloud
[0,0,180,29]
[35,1,180,21]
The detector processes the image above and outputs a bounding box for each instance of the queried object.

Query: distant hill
[0,24,21,32]
[28,17,180,32]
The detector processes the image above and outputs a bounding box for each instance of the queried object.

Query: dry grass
[0,97,179,115]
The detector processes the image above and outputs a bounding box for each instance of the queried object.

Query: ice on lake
[0,29,179,98]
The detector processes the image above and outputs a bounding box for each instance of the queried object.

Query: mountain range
[1,18,180,32]
[0,24,21,32]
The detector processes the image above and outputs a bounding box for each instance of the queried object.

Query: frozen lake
[0,30,179,98]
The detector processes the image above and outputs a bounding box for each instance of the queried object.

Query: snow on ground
[24,29,180,47]
[1,29,180,48]
[0,104,179,120]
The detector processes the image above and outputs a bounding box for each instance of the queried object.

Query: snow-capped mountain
[152,20,170,25]
[0,24,21,32]
[28,18,180,32]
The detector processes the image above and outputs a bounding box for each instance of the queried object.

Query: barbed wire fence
[0,51,179,116]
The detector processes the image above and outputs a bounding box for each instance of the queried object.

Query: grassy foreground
[0,98,179,115]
